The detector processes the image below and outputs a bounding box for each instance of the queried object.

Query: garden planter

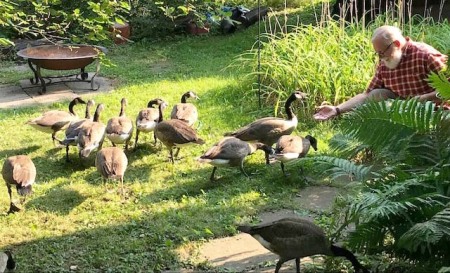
[186,22,209,35]
[111,22,131,44]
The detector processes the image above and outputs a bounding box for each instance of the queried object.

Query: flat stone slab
[173,186,341,272]
[0,73,114,109]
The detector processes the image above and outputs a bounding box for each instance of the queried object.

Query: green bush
[0,0,129,44]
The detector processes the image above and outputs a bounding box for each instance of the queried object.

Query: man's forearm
[336,93,369,113]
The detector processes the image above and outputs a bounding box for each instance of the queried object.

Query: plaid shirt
[366,37,448,97]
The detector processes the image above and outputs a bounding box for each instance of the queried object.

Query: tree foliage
[0,0,130,45]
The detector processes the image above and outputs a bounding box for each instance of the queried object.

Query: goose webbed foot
[8,202,21,214]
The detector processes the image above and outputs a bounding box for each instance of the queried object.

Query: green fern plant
[313,99,450,268]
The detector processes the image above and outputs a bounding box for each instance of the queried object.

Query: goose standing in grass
[225,91,307,164]
[155,102,204,163]
[2,155,36,214]
[59,99,95,162]
[198,137,273,181]
[95,147,128,194]
[0,250,16,272]
[270,135,317,176]
[135,98,168,148]
[170,91,199,127]
[77,104,106,159]
[106,98,133,150]
[26,97,86,144]
[238,217,369,273]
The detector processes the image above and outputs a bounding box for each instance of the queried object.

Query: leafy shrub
[312,99,450,269]
[0,0,129,44]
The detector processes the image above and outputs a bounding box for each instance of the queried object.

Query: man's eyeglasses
[377,41,394,58]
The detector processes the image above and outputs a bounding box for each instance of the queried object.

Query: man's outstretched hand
[313,105,339,121]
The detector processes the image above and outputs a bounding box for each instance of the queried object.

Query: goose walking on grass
[106,98,133,151]
[2,155,36,214]
[0,250,16,272]
[238,217,369,273]
[225,91,307,164]
[198,137,273,181]
[155,102,204,163]
[170,91,199,127]
[135,98,168,148]
[270,135,317,176]
[59,100,95,162]
[77,104,106,159]
[95,147,128,195]
[26,97,86,144]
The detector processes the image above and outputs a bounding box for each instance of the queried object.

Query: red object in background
[112,22,131,44]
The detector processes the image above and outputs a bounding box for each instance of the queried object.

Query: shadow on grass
[0,145,40,159]
[26,187,86,215]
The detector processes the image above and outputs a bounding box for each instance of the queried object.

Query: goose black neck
[158,103,164,123]
[181,93,188,103]
[68,100,77,115]
[5,251,16,270]
[93,105,102,122]
[119,103,125,117]
[85,104,92,119]
[284,93,297,120]
[147,100,156,108]
[330,245,366,272]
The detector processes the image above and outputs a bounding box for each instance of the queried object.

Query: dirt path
[170,186,340,273]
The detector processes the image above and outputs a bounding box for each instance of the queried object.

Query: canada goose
[60,99,95,162]
[238,217,369,273]
[106,98,133,150]
[0,250,16,272]
[155,103,205,163]
[225,91,307,164]
[271,135,317,176]
[95,147,128,194]
[135,98,168,148]
[2,155,36,214]
[198,137,273,181]
[26,97,86,144]
[77,104,106,159]
[170,91,199,126]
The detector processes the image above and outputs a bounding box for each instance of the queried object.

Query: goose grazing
[59,99,95,162]
[77,104,106,159]
[271,135,317,176]
[2,155,36,214]
[26,97,86,144]
[170,90,199,127]
[0,250,16,272]
[135,98,168,148]
[238,217,369,273]
[95,147,128,194]
[198,137,273,181]
[106,98,133,150]
[155,102,204,163]
[225,91,307,164]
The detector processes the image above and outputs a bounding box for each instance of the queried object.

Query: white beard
[382,48,402,69]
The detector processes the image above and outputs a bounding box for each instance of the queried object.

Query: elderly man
[314,25,448,121]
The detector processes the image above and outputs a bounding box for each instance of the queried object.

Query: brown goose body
[77,104,106,159]
[60,100,95,161]
[135,98,168,148]
[198,137,272,181]
[271,135,317,176]
[155,119,204,163]
[170,91,199,127]
[106,98,133,150]
[95,147,128,193]
[26,97,86,143]
[238,217,369,273]
[2,155,36,213]
[225,91,306,164]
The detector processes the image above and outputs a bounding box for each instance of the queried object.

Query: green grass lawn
[0,12,340,273]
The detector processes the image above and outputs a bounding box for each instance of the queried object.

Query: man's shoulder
[409,40,444,56]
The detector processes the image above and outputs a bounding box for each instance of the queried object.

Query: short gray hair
[372,25,404,44]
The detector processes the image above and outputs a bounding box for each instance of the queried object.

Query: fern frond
[311,156,372,181]
[428,71,450,100]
